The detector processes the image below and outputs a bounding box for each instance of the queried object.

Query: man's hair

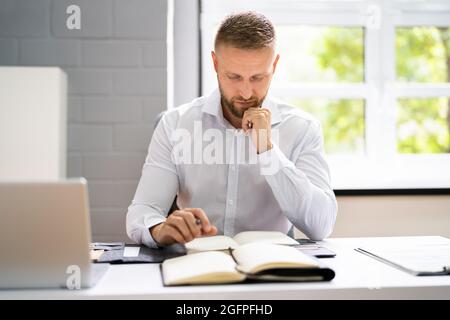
[214,11,275,50]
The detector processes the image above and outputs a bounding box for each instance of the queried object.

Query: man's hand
[150,208,218,246]
[242,107,273,154]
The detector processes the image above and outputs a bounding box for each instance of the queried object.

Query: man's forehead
[216,44,275,57]
[217,48,275,71]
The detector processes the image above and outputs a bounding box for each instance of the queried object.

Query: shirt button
[228,199,234,205]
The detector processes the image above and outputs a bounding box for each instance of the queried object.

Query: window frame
[200,0,450,189]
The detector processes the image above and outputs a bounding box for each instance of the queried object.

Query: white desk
[1,236,450,299]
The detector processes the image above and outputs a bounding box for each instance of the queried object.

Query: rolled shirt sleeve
[126,114,178,248]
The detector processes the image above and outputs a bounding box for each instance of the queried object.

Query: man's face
[212,45,279,118]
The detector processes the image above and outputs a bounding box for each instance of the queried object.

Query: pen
[196,219,204,233]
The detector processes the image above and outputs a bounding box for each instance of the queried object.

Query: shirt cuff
[257,143,294,176]
[141,217,166,249]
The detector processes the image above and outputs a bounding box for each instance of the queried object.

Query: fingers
[203,225,218,236]
[242,108,271,133]
[184,208,212,234]
[242,108,260,132]
[243,118,254,132]
[242,111,252,132]
[243,107,270,118]
[158,208,217,245]
[166,214,194,242]
[163,224,185,244]
[173,210,202,238]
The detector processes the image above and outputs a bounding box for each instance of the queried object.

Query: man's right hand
[149,208,218,246]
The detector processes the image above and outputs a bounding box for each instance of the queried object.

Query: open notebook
[91,232,335,264]
[161,242,335,286]
[184,231,299,253]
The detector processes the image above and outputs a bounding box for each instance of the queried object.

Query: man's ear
[211,51,218,72]
[272,54,280,74]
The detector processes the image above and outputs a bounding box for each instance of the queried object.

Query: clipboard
[355,243,450,276]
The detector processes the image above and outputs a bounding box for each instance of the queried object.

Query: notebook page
[185,235,239,252]
[233,243,319,274]
[162,251,241,285]
[233,231,299,246]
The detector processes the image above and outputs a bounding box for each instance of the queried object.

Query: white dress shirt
[126,88,338,248]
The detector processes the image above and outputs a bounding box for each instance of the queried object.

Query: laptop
[0,178,108,289]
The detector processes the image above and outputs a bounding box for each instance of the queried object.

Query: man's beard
[218,85,265,119]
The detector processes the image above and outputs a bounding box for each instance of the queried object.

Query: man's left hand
[242,107,273,154]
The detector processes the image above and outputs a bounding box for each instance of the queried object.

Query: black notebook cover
[94,241,335,264]
[95,244,186,264]
[159,261,335,287]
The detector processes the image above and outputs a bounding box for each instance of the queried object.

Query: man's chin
[234,102,257,112]
[232,106,250,118]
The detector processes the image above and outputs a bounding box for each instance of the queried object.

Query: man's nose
[238,82,253,100]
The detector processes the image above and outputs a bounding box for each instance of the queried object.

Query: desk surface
[1,236,450,299]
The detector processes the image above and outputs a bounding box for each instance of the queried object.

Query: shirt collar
[202,88,282,126]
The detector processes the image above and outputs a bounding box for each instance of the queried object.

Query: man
[126,11,337,248]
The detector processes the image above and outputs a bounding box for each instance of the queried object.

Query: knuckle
[198,207,206,214]
[177,211,187,218]
[171,211,182,218]
[171,216,183,225]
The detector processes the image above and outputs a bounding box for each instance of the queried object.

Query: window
[275,26,365,83]
[396,27,450,154]
[200,0,450,189]
[275,26,365,155]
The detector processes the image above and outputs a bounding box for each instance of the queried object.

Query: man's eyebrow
[251,73,267,77]
[225,72,241,77]
[225,72,267,77]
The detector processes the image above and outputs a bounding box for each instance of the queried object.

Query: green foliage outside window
[280,26,450,154]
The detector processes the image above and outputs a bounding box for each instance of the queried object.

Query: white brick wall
[144,97,167,121]
[0,39,18,64]
[68,125,114,151]
[0,0,50,37]
[51,0,112,38]
[83,97,142,123]
[112,69,166,95]
[143,42,167,67]
[68,97,83,122]
[88,181,138,207]
[114,125,154,152]
[82,41,142,67]
[114,0,167,40]
[66,69,113,94]
[67,153,82,177]
[19,39,81,66]
[90,208,128,241]
[0,0,168,242]
[83,154,145,179]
